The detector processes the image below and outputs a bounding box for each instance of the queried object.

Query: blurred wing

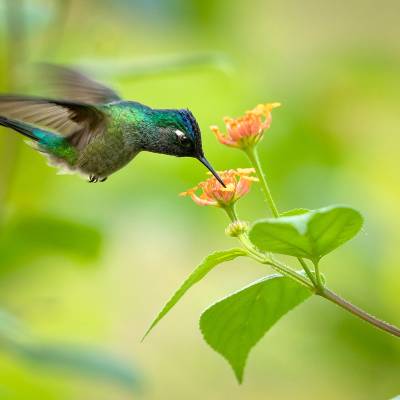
[0,96,107,150]
[40,64,121,104]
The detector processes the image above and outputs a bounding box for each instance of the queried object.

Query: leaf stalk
[241,143,400,338]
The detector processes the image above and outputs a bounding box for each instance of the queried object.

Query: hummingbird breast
[76,125,140,178]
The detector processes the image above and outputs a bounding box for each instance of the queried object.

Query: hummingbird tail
[0,116,62,148]
[0,116,39,141]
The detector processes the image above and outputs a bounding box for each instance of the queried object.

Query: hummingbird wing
[0,95,107,150]
[39,64,121,104]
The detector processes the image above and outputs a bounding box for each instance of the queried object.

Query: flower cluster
[180,168,258,207]
[210,102,280,149]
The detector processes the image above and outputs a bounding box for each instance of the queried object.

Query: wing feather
[40,64,121,104]
[0,95,107,150]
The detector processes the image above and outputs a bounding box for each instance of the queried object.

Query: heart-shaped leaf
[200,274,311,383]
[143,248,247,339]
[249,205,363,261]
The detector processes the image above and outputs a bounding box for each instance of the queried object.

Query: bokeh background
[0,0,399,399]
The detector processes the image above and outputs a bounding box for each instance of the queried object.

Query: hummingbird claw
[88,175,107,183]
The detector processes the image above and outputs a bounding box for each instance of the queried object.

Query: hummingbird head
[150,108,225,187]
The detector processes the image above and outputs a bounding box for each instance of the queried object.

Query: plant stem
[223,206,313,290]
[245,146,318,286]
[242,144,400,338]
[245,146,279,218]
[297,258,318,287]
[320,288,400,338]
[312,260,324,291]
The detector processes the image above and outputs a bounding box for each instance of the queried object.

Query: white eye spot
[175,129,186,139]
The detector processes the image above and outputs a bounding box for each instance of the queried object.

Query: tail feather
[0,115,39,141]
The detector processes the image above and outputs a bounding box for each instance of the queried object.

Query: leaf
[249,205,363,260]
[143,248,247,339]
[280,208,310,216]
[0,213,102,270]
[77,52,232,80]
[0,310,139,388]
[18,343,139,388]
[200,274,312,383]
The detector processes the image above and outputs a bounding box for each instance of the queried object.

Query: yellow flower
[211,102,281,149]
[180,168,258,207]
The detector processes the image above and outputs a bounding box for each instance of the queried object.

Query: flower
[180,168,258,207]
[210,102,281,149]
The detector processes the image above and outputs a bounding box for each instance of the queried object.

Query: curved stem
[297,258,318,287]
[245,146,279,217]
[267,258,314,289]
[312,260,324,291]
[223,205,314,290]
[320,288,400,338]
[245,146,318,285]
[242,144,400,338]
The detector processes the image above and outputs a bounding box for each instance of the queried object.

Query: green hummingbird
[0,65,225,185]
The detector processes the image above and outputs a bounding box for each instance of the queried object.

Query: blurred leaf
[17,343,139,388]
[280,208,310,216]
[200,274,312,383]
[249,206,363,260]
[77,52,232,81]
[143,248,247,339]
[0,310,139,389]
[0,213,102,270]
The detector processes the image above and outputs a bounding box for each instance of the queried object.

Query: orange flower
[180,168,258,207]
[211,102,281,149]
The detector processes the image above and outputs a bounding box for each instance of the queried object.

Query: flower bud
[225,220,249,237]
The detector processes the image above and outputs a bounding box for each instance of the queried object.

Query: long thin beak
[198,156,226,187]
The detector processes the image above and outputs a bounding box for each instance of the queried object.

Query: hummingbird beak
[198,156,226,187]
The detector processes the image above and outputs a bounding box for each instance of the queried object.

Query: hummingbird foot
[88,175,108,183]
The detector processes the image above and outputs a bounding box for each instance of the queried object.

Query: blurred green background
[0,0,399,398]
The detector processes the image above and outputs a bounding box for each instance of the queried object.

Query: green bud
[225,220,249,237]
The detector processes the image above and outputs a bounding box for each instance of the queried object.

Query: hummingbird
[0,65,225,185]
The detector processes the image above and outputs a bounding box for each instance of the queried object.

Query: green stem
[297,258,318,287]
[223,205,313,290]
[222,204,400,336]
[245,145,318,286]
[312,259,324,292]
[223,205,239,222]
[242,144,400,338]
[320,288,400,338]
[245,146,279,217]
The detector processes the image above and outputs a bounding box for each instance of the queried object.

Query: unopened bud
[225,220,249,237]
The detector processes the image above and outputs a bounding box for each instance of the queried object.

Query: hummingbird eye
[175,129,188,143]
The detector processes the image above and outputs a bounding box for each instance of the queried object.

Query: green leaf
[0,310,139,388]
[249,205,363,260]
[18,344,139,388]
[0,213,102,271]
[143,248,247,339]
[200,274,311,383]
[280,208,310,216]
